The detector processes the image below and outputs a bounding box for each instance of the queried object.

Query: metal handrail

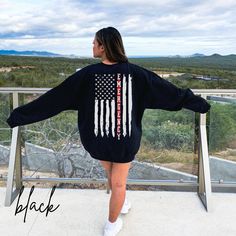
[1,88,236,209]
[1,87,236,94]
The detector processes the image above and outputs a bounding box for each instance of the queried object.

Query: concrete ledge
[210,155,236,181]
[0,187,236,236]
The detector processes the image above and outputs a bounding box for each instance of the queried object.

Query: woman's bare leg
[100,160,131,222]
[109,162,131,222]
[100,160,113,190]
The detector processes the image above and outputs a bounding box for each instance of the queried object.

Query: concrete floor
[0,187,236,236]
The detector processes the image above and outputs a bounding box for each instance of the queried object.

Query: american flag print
[94,73,133,140]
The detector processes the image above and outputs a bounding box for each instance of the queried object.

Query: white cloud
[0,0,235,55]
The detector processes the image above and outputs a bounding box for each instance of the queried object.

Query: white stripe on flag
[122,74,127,137]
[100,99,104,137]
[111,99,115,137]
[128,74,132,136]
[94,99,98,136]
[105,99,110,136]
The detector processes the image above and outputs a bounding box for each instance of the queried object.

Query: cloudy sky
[0,0,236,56]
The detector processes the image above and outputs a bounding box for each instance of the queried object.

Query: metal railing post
[4,92,23,206]
[197,94,212,212]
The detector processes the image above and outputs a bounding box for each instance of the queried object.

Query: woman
[6,27,211,236]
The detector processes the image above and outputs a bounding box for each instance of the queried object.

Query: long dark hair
[95,27,128,63]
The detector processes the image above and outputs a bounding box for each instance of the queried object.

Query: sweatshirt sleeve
[6,69,87,129]
[142,68,211,113]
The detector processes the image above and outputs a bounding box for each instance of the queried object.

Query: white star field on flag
[95,74,116,100]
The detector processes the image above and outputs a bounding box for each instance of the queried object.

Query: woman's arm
[142,68,211,113]
[6,69,87,128]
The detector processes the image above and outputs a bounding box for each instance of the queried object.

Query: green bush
[209,103,236,151]
[142,109,195,151]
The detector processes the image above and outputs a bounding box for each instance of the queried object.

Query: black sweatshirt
[6,61,211,163]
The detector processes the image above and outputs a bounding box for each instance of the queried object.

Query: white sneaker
[120,198,131,214]
[103,217,123,236]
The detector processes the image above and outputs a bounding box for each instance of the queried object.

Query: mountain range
[0,50,63,57]
[0,49,235,58]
